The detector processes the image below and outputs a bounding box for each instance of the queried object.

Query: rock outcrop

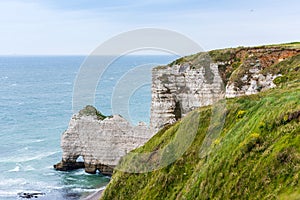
[225,58,280,98]
[223,47,300,98]
[54,106,152,175]
[150,60,225,132]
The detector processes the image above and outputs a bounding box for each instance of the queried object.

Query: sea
[0,55,177,200]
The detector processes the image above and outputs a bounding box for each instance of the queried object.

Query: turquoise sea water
[0,55,176,199]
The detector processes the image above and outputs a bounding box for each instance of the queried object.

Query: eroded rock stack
[54,106,152,175]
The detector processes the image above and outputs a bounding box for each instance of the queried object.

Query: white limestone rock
[55,106,153,174]
[225,61,279,98]
[150,63,225,132]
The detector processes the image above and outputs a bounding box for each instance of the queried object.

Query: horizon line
[1,41,299,57]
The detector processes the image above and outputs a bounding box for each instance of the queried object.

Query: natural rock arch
[54,106,153,175]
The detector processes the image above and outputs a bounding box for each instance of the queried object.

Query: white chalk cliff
[150,62,225,132]
[55,47,300,175]
[54,106,152,174]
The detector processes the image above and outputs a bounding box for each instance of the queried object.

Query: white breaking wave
[43,172,56,176]
[73,169,87,176]
[0,190,22,197]
[54,82,72,85]
[44,185,64,190]
[0,178,27,187]
[0,151,59,163]
[8,165,20,172]
[0,179,27,197]
[16,138,46,145]
[30,139,45,143]
[23,165,35,171]
[8,164,35,172]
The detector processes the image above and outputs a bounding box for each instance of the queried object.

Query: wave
[8,163,35,173]
[17,139,45,145]
[0,178,27,187]
[45,165,56,169]
[8,165,20,172]
[43,172,56,176]
[0,151,60,163]
[66,177,77,181]
[73,169,87,176]
[0,190,22,197]
[44,185,64,190]
[54,82,72,85]
[30,139,45,143]
[23,165,35,171]
[0,180,61,197]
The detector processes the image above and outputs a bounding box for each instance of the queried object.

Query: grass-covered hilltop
[101,42,300,200]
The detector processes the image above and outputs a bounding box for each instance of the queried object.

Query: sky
[0,0,299,55]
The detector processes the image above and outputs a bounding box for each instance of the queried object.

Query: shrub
[273,75,288,85]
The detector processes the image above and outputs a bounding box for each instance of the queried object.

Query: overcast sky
[0,0,299,55]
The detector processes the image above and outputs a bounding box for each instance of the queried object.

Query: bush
[273,76,288,85]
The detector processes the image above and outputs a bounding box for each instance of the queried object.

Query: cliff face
[54,106,152,175]
[150,62,224,132]
[150,46,300,131]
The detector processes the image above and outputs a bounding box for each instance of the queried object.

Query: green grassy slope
[101,45,300,200]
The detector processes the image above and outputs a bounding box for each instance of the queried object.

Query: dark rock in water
[84,163,98,174]
[97,163,114,176]
[18,192,45,199]
[54,160,114,175]
[84,163,114,175]
[54,161,85,171]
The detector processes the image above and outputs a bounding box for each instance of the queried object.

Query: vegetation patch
[78,105,108,120]
[101,43,300,200]
[102,81,300,200]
